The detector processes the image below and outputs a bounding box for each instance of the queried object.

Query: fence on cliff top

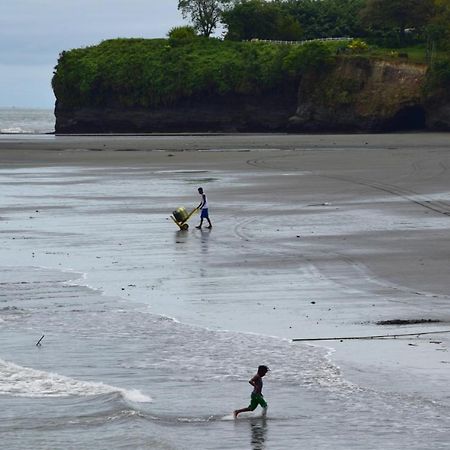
[248,37,353,46]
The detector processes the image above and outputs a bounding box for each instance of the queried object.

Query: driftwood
[292,330,450,342]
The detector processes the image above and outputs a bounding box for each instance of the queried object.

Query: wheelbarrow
[170,206,199,230]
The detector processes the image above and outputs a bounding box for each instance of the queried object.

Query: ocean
[0,108,55,134]
[1,138,450,449]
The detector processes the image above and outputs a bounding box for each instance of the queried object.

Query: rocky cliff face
[54,88,299,134]
[288,58,431,132]
[424,90,450,131]
[54,58,449,134]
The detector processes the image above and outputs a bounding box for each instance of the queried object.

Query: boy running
[234,365,269,418]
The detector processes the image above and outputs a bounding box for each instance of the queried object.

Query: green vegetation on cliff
[52,34,448,112]
[218,0,450,50]
[52,37,338,109]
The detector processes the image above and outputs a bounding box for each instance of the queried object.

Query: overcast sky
[0,1,185,108]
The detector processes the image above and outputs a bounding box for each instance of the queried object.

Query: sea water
[0,108,54,134]
[1,163,450,449]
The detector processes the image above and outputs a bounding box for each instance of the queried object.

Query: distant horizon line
[0,106,54,110]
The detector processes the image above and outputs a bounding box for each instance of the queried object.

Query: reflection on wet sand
[199,227,211,254]
[175,229,189,245]
[250,418,267,450]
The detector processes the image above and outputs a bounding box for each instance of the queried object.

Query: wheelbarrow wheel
[181,223,189,230]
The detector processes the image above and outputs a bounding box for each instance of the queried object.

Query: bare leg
[233,407,254,418]
[196,218,203,229]
[206,218,212,228]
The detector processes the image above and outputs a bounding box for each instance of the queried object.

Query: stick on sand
[292,330,450,342]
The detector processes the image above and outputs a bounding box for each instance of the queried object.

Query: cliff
[54,88,298,134]
[289,58,431,132]
[52,39,449,133]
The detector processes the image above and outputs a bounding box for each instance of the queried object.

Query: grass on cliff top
[52,37,447,109]
[52,37,336,109]
[367,44,447,64]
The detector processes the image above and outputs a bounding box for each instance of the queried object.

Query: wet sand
[1,132,450,402]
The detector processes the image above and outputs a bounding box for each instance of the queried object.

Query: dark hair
[258,365,269,373]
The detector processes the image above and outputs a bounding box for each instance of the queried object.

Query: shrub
[347,39,369,53]
[282,42,334,75]
[167,26,198,46]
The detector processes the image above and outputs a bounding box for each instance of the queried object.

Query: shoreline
[0,132,448,157]
[1,133,450,406]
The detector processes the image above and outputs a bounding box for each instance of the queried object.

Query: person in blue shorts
[234,365,269,418]
[196,187,212,229]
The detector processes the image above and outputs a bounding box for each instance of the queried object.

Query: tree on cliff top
[178,0,232,37]
[222,0,303,41]
[426,0,450,51]
[360,0,434,44]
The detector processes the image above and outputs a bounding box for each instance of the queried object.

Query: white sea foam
[0,127,27,134]
[120,389,153,403]
[0,358,152,402]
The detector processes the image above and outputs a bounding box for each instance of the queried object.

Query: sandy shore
[0,132,449,162]
[1,132,450,402]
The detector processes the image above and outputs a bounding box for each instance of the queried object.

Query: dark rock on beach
[377,319,442,326]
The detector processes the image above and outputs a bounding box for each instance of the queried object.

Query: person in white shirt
[196,187,212,229]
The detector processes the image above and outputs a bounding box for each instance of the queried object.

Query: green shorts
[248,393,267,410]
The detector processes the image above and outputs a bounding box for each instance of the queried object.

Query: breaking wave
[0,358,152,403]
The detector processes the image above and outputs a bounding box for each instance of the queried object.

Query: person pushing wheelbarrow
[170,187,212,230]
[196,187,212,230]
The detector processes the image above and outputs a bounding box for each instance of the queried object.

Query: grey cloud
[1,0,183,105]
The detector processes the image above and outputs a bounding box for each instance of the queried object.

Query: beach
[1,133,450,449]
